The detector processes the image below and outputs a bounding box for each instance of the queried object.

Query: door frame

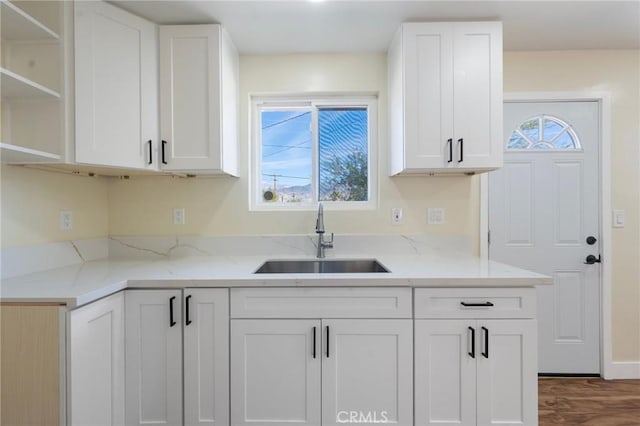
[479,91,617,378]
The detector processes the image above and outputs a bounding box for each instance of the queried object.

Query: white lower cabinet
[414,288,538,426]
[125,288,229,426]
[231,319,322,426]
[230,287,413,426]
[69,291,125,426]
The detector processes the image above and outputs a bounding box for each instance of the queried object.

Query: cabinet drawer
[230,287,412,318]
[414,288,536,319]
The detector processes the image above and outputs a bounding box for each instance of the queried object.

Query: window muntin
[252,96,376,210]
[506,115,581,151]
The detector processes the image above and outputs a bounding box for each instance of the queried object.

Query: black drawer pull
[468,326,475,359]
[312,327,317,359]
[185,295,192,326]
[482,326,489,358]
[169,296,176,327]
[325,326,330,358]
[460,301,494,307]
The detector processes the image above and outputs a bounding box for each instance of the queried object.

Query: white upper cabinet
[159,25,239,175]
[74,0,158,170]
[388,22,503,175]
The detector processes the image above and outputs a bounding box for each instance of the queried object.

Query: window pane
[261,110,312,204]
[543,118,564,141]
[318,108,368,202]
[507,131,529,149]
[520,118,540,141]
[554,130,577,149]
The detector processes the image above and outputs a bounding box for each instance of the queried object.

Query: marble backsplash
[1,234,472,279]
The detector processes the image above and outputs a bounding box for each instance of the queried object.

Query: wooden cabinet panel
[1,304,61,426]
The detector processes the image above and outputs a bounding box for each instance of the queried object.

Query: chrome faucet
[315,203,333,258]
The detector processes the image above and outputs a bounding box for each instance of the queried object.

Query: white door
[125,290,183,426]
[230,319,321,426]
[159,25,222,171]
[69,292,125,426]
[184,289,229,426]
[489,100,601,374]
[74,0,158,169]
[414,320,476,426]
[322,319,413,426]
[476,320,537,426]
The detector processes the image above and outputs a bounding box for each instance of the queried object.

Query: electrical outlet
[173,208,185,225]
[391,208,403,225]
[59,210,73,231]
[427,208,445,225]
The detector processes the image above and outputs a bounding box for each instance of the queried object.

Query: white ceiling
[110,0,640,54]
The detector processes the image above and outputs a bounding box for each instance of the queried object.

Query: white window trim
[250,94,378,211]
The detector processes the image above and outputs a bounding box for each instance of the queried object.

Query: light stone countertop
[0,250,551,308]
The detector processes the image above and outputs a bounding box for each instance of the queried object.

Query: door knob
[586,236,597,245]
[584,254,601,264]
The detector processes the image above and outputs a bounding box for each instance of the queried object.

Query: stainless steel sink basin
[254,259,390,274]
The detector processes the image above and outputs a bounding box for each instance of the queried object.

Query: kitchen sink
[254,259,390,274]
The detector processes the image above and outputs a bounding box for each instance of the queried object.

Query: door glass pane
[520,118,540,141]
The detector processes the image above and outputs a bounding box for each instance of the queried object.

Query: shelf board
[1,0,59,41]
[1,67,60,99]
[0,142,61,163]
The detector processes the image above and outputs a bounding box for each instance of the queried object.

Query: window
[506,114,581,151]
[251,96,377,210]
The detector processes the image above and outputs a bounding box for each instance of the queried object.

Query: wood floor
[539,377,640,425]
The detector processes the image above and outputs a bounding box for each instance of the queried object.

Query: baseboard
[604,361,640,379]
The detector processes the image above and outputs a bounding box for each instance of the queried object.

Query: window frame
[506,114,583,152]
[250,94,378,211]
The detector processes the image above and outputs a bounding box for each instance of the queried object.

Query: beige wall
[0,165,109,247]
[504,50,640,362]
[108,53,477,242]
[1,50,638,363]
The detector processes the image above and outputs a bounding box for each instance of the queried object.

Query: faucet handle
[325,232,334,246]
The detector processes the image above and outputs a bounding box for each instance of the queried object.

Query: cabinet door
[476,320,537,426]
[230,319,321,426]
[159,25,222,172]
[125,290,182,426]
[184,289,229,426]
[322,319,413,426]
[452,22,502,169]
[402,23,454,170]
[69,292,125,426]
[75,0,158,169]
[414,320,476,426]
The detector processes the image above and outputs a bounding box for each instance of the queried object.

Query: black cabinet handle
[468,326,475,359]
[169,296,176,327]
[161,140,168,165]
[325,326,330,358]
[447,138,453,163]
[458,138,464,163]
[482,326,489,358]
[461,301,494,307]
[312,326,317,359]
[185,295,192,326]
[147,140,153,165]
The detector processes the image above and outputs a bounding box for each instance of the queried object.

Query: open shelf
[0,0,59,41]
[0,142,61,163]
[1,67,60,98]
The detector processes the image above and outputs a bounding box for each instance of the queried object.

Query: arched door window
[507,115,581,150]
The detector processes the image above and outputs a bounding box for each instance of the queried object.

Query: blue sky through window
[260,106,369,204]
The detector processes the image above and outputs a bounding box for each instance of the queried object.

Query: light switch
[613,209,625,228]
[427,208,445,225]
